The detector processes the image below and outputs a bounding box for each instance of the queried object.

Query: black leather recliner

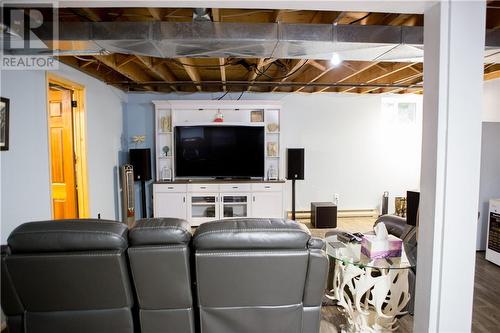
[128,218,195,333]
[1,245,24,333]
[3,219,135,333]
[192,218,329,333]
[2,218,328,333]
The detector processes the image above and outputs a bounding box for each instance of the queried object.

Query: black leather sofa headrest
[129,218,192,246]
[7,219,128,253]
[193,218,311,250]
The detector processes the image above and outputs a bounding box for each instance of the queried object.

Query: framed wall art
[0,97,9,151]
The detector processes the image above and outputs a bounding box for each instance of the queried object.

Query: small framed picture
[250,110,264,123]
[0,97,9,151]
[267,142,278,157]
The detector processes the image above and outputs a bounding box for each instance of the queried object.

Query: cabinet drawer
[251,183,284,192]
[154,184,187,192]
[219,184,252,192]
[187,184,219,192]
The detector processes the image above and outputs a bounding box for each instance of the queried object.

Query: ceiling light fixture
[330,52,342,66]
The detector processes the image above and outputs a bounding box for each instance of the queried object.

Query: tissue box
[361,235,402,259]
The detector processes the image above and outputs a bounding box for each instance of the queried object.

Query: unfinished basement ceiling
[30,6,500,93]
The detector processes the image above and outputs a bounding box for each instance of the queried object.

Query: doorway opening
[46,73,89,219]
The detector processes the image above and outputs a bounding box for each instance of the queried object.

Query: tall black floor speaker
[129,148,151,219]
[287,148,305,220]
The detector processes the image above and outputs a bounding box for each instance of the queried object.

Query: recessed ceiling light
[330,53,342,66]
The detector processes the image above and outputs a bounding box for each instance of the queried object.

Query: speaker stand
[140,180,147,218]
[291,179,296,220]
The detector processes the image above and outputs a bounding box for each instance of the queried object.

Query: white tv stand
[153,180,285,226]
[152,100,285,226]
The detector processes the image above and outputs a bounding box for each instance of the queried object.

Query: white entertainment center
[152,100,285,226]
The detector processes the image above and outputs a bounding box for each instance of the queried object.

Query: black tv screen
[175,125,265,178]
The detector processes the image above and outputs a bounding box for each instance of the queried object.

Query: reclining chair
[3,219,134,333]
[193,218,329,333]
[128,218,195,333]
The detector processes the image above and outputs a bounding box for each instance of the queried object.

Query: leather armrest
[308,237,325,250]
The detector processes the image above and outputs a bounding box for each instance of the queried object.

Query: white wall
[0,62,126,242]
[280,93,422,211]
[477,123,500,250]
[125,92,423,214]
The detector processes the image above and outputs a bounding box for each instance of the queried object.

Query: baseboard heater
[287,209,378,220]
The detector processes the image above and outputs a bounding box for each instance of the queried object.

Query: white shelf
[155,101,282,182]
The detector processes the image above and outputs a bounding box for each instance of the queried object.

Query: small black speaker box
[311,202,338,228]
[287,148,305,180]
[129,148,152,181]
[406,191,420,226]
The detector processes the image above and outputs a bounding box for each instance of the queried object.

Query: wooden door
[48,89,78,219]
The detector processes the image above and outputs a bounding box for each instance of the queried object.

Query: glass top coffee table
[325,234,417,333]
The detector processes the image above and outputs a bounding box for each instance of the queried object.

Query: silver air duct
[4,21,500,63]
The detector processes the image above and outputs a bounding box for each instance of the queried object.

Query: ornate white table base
[327,259,411,333]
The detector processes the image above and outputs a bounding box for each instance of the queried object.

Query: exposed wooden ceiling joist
[219,58,227,92]
[293,62,335,92]
[484,63,500,80]
[54,7,500,94]
[94,55,152,83]
[178,58,202,92]
[271,59,309,92]
[309,61,381,93]
[247,58,266,92]
[135,55,178,92]
[337,62,419,93]
[360,70,423,94]
[147,8,163,20]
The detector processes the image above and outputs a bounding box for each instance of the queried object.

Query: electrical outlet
[334,193,340,205]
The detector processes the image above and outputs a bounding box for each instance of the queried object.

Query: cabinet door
[252,192,284,218]
[188,193,220,225]
[154,192,187,219]
[220,193,251,219]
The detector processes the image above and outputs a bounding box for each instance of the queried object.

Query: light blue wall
[0,70,51,242]
[124,92,241,217]
[0,62,127,242]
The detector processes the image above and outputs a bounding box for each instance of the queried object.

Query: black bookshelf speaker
[129,148,152,181]
[287,148,305,180]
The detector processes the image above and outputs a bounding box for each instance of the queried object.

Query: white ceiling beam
[34,1,429,14]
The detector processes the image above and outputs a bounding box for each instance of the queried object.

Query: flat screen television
[175,125,265,179]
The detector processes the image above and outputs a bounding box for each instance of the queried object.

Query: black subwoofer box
[310,202,337,228]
